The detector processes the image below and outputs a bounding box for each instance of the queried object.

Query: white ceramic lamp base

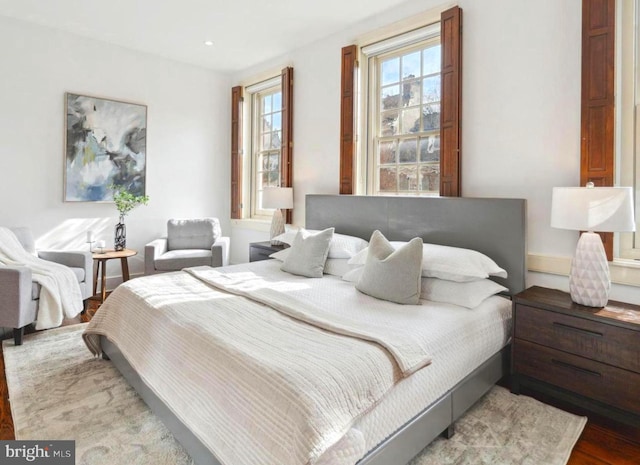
[569,232,610,307]
[270,209,286,246]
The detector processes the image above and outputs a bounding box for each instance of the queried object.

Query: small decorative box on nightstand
[249,241,287,262]
[511,286,640,425]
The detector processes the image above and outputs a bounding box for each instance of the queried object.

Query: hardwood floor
[0,302,638,464]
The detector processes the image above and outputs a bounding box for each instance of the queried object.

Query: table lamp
[262,187,293,245]
[551,183,635,307]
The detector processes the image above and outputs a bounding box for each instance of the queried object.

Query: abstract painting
[64,93,147,202]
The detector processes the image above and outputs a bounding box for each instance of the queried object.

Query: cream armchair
[0,227,92,345]
[145,218,230,275]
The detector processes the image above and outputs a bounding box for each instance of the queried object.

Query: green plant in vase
[110,185,149,251]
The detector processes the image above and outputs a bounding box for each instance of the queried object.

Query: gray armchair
[0,227,92,345]
[145,218,230,275]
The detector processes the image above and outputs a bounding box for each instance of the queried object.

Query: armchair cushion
[167,218,221,250]
[155,249,213,271]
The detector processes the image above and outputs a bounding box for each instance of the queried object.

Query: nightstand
[249,241,288,262]
[511,286,640,425]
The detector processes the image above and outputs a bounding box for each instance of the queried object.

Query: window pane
[379,167,397,192]
[261,133,271,151]
[420,136,440,162]
[379,141,397,164]
[261,171,270,187]
[422,45,441,76]
[399,165,418,191]
[262,114,272,132]
[399,139,417,163]
[268,170,279,186]
[422,76,441,103]
[269,154,279,171]
[261,153,270,170]
[381,111,399,136]
[273,91,282,111]
[401,80,421,107]
[262,95,272,114]
[381,85,400,110]
[402,51,421,79]
[381,57,400,86]
[271,131,282,149]
[422,103,441,131]
[420,165,440,191]
[272,111,282,131]
[401,107,421,134]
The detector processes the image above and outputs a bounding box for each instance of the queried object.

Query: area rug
[3,324,586,465]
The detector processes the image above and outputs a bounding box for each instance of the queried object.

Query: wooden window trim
[339,7,462,196]
[281,66,294,224]
[581,0,615,260]
[340,45,357,195]
[440,6,462,197]
[231,86,243,219]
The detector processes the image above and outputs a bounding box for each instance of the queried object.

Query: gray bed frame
[101,194,527,465]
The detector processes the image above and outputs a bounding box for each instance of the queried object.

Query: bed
[84,194,527,465]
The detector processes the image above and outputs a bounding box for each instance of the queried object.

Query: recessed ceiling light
[204,40,214,46]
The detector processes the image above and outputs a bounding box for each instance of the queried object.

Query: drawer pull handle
[552,322,603,338]
[551,359,602,377]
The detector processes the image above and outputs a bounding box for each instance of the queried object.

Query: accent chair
[0,227,92,345]
[145,218,230,275]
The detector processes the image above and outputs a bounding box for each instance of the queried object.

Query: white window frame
[358,23,441,196]
[246,76,282,219]
[617,0,640,259]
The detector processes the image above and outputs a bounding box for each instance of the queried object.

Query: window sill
[528,253,640,288]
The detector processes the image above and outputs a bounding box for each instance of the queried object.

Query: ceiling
[0,0,409,73]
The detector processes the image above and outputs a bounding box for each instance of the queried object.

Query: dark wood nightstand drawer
[514,339,640,415]
[515,304,640,373]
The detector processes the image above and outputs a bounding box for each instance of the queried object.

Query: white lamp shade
[551,186,636,232]
[262,187,293,209]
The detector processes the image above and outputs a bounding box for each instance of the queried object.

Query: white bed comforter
[82,261,487,465]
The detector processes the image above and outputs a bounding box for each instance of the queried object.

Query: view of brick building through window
[375,42,441,195]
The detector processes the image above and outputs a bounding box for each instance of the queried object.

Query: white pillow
[355,230,423,305]
[280,228,334,278]
[270,249,351,278]
[323,258,352,277]
[348,241,507,282]
[420,278,508,308]
[273,229,368,259]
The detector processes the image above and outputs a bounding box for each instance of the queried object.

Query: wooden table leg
[93,260,99,296]
[101,259,107,303]
[121,257,130,281]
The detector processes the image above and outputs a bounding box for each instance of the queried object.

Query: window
[366,37,441,195]
[249,79,283,217]
[231,67,293,221]
[340,8,461,197]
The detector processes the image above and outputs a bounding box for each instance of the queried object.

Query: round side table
[92,248,137,303]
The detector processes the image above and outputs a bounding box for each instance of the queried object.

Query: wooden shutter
[230,86,243,219]
[281,66,294,224]
[339,45,357,195]
[440,6,462,197]
[581,0,615,260]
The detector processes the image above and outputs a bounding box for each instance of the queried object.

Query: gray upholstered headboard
[305,195,527,295]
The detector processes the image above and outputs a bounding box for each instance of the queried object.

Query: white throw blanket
[185,266,432,375]
[0,227,83,329]
[83,270,407,465]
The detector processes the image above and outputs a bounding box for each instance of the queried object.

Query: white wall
[231,0,640,303]
[0,15,230,286]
